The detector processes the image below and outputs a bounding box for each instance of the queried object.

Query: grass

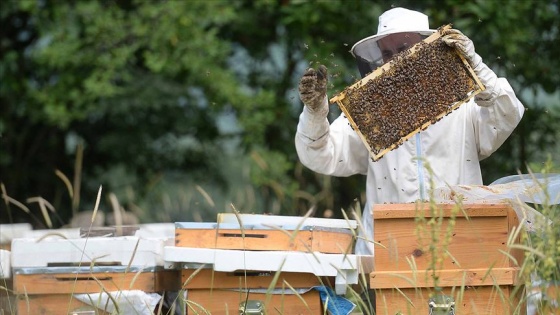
[1,159,559,314]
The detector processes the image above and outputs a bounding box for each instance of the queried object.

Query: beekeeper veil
[351,7,435,78]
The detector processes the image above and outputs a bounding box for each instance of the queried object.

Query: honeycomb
[330,25,484,161]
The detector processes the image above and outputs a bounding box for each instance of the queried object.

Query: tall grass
[1,157,558,314]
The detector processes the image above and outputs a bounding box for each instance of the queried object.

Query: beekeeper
[295,7,524,255]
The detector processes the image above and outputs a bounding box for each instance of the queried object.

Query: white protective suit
[295,60,524,255]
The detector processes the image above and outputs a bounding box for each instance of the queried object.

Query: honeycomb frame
[330,25,485,161]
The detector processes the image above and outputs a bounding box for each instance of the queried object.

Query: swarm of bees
[330,25,484,161]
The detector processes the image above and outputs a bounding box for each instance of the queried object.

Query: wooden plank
[507,205,526,268]
[373,202,509,219]
[329,25,485,162]
[375,285,525,315]
[181,269,326,289]
[175,228,353,254]
[311,228,355,254]
[374,215,510,270]
[187,289,321,314]
[372,203,520,271]
[370,268,520,289]
[14,272,155,294]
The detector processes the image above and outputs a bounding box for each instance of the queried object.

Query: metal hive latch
[428,294,455,315]
[239,300,265,315]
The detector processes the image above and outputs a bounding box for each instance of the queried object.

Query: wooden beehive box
[175,222,354,254]
[168,215,368,314]
[176,214,357,254]
[330,25,485,161]
[182,269,324,314]
[11,236,179,315]
[370,202,526,314]
[164,246,373,314]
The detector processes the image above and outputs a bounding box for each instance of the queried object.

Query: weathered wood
[14,269,179,295]
[375,285,523,315]
[372,203,520,271]
[175,227,354,254]
[14,272,156,294]
[370,268,519,289]
[181,269,327,290]
[373,202,509,218]
[370,202,526,314]
[186,289,322,314]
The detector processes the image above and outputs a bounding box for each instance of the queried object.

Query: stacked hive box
[0,223,32,315]
[11,233,179,314]
[0,249,13,315]
[370,203,526,315]
[164,214,372,314]
[0,224,32,251]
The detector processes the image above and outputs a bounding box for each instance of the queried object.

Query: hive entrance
[330,25,484,161]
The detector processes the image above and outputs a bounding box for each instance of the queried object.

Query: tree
[1,0,558,227]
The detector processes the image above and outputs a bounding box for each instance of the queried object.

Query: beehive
[165,214,372,314]
[370,202,526,314]
[182,269,324,314]
[330,25,485,161]
[164,247,372,314]
[175,222,354,254]
[11,236,179,315]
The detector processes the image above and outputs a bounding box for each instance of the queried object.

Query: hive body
[330,25,484,161]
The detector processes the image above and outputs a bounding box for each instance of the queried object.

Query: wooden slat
[175,228,353,254]
[507,205,526,267]
[374,216,510,270]
[375,285,524,315]
[187,289,321,314]
[370,268,520,289]
[373,202,509,219]
[14,272,155,294]
[372,203,521,271]
[181,269,326,290]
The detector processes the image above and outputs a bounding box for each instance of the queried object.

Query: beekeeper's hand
[442,28,500,107]
[298,65,328,113]
[441,29,482,68]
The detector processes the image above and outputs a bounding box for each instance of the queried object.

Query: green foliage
[0,0,558,226]
[522,160,560,283]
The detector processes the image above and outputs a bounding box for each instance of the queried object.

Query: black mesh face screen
[356,55,380,78]
[352,34,430,78]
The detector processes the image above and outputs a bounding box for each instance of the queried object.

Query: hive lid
[216,213,357,230]
[175,221,353,233]
[10,237,166,268]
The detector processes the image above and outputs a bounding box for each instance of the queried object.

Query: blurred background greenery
[1,0,558,228]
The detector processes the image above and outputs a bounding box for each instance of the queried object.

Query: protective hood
[350,7,436,77]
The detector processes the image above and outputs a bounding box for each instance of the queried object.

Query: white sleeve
[295,97,369,176]
[472,62,524,159]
